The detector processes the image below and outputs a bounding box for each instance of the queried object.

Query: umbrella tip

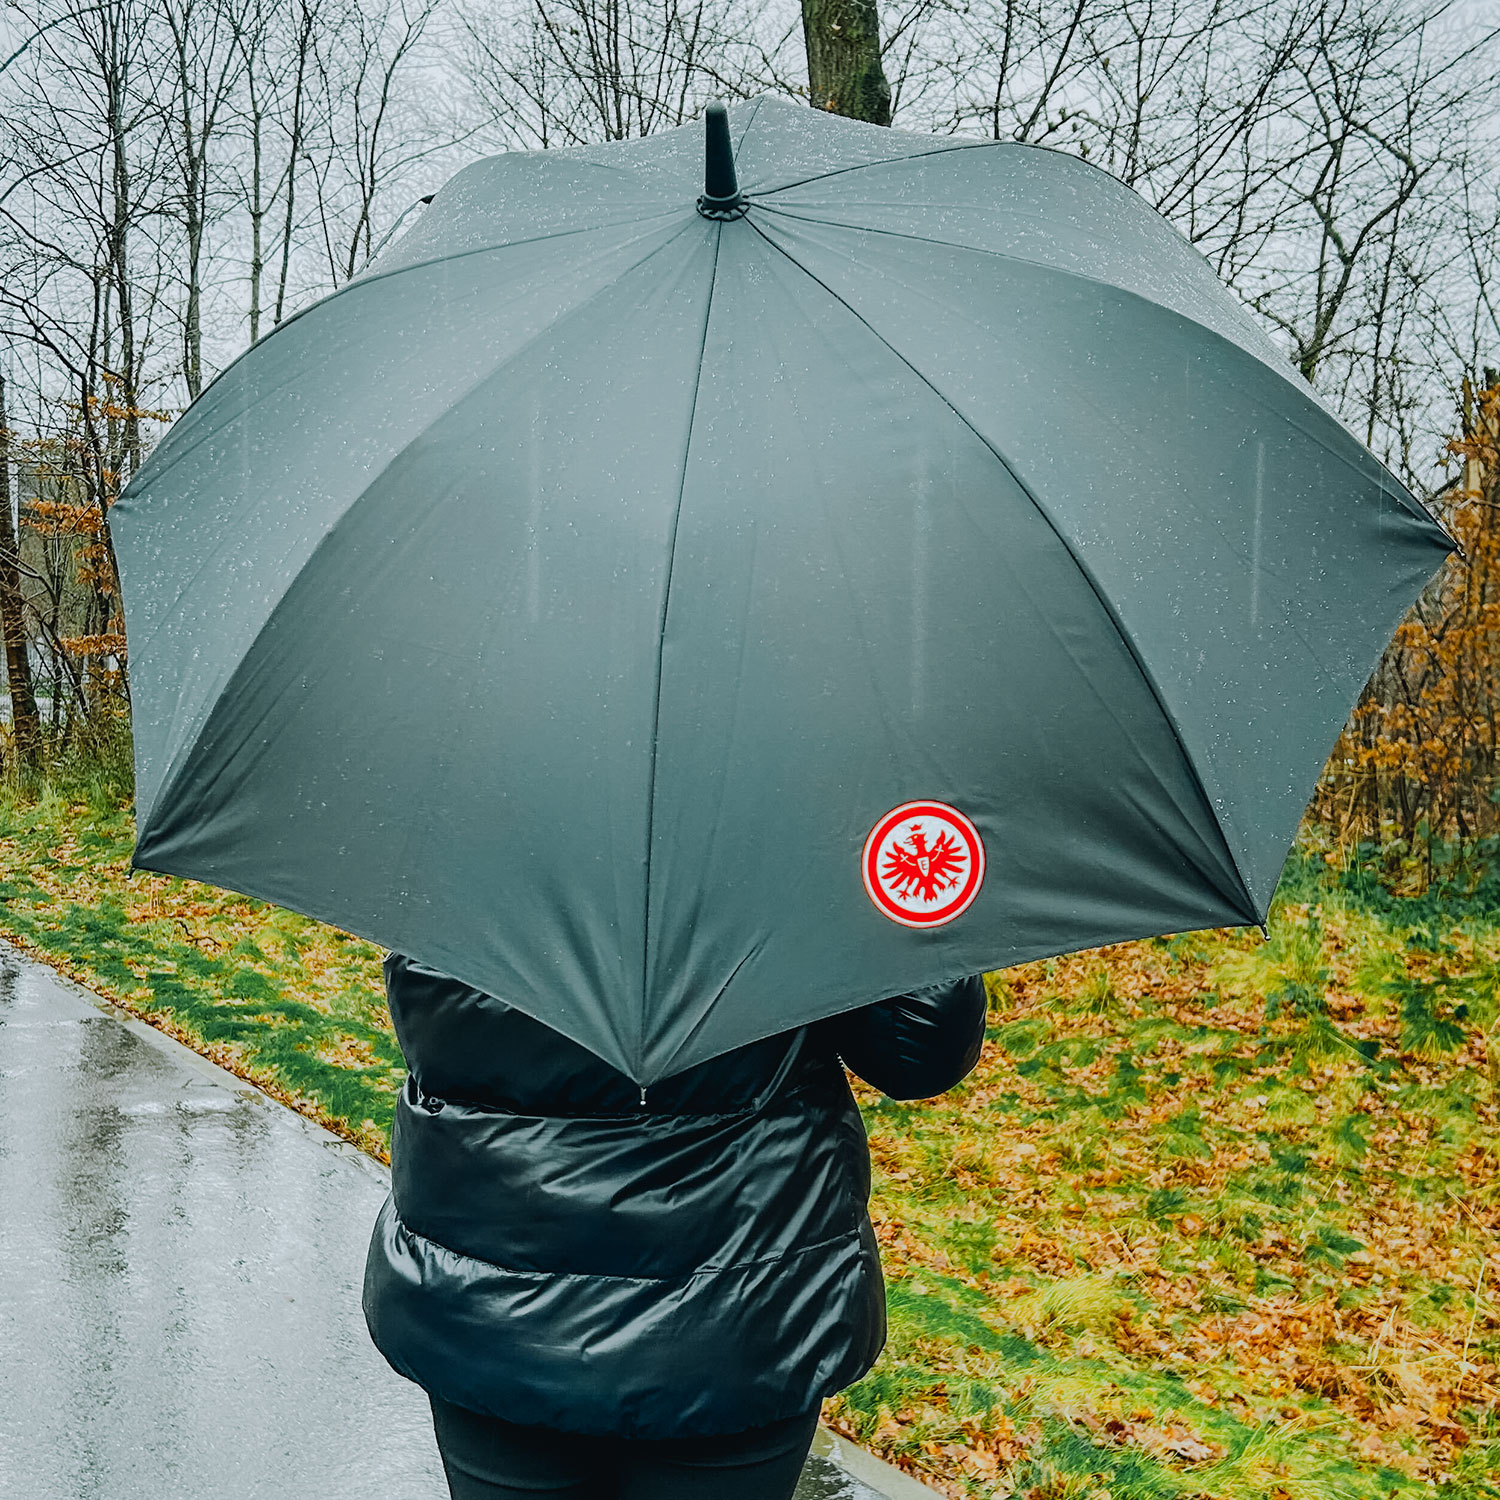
[698,102,746,220]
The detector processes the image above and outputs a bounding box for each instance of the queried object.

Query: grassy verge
[0,784,1495,1498]
[0,782,399,1156]
[828,864,1500,1498]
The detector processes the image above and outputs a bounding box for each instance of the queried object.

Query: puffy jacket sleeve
[818,976,988,1100]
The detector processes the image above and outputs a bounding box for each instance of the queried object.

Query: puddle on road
[796,1454,884,1498]
[117,1094,246,1116]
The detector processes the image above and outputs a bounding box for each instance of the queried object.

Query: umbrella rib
[117,215,684,467]
[745,218,1262,924]
[333,211,684,306]
[639,219,724,1037]
[131,220,705,835]
[129,220,702,669]
[754,201,1289,377]
[731,95,768,155]
[124,214,692,540]
[750,205,1449,538]
[124,217,700,694]
[744,140,991,198]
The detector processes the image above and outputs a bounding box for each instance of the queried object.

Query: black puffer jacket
[364,955,987,1438]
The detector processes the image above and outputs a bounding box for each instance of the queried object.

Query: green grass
[0,784,400,1153]
[0,784,1495,1499]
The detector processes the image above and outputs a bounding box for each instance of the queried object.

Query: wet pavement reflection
[0,944,912,1499]
[0,944,444,1499]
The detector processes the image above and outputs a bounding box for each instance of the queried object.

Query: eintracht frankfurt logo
[863,801,985,928]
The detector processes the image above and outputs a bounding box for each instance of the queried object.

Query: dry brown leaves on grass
[839,901,1498,1496]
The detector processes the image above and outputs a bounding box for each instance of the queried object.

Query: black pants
[429,1395,820,1500]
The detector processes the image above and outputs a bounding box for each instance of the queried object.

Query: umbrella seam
[122,212,692,680]
[116,212,688,505]
[751,200,1287,374]
[745,217,1263,925]
[638,219,724,1070]
[732,94,767,155]
[645,942,761,1083]
[747,215,1455,818]
[132,218,702,842]
[749,205,1451,540]
[743,140,992,198]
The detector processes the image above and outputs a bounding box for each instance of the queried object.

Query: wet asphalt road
[0,943,919,1500]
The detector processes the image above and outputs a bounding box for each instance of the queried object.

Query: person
[364,952,988,1500]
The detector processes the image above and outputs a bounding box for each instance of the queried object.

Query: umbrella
[113,98,1452,1084]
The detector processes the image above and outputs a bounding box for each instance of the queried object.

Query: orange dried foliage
[23,497,104,537]
[58,632,128,660]
[1313,380,1500,860]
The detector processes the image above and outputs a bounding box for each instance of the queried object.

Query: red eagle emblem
[881,823,967,905]
[863,800,984,928]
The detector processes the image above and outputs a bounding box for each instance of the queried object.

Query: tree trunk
[104,7,142,475]
[0,371,43,774]
[801,0,890,126]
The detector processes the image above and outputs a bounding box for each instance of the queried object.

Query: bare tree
[306,0,445,283]
[0,0,179,729]
[226,0,277,341]
[161,0,247,397]
[456,0,793,148]
[908,0,1093,142]
[888,0,1499,489]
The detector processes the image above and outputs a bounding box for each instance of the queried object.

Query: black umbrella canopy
[114,97,1452,1083]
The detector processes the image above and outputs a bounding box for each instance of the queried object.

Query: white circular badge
[862,801,985,928]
